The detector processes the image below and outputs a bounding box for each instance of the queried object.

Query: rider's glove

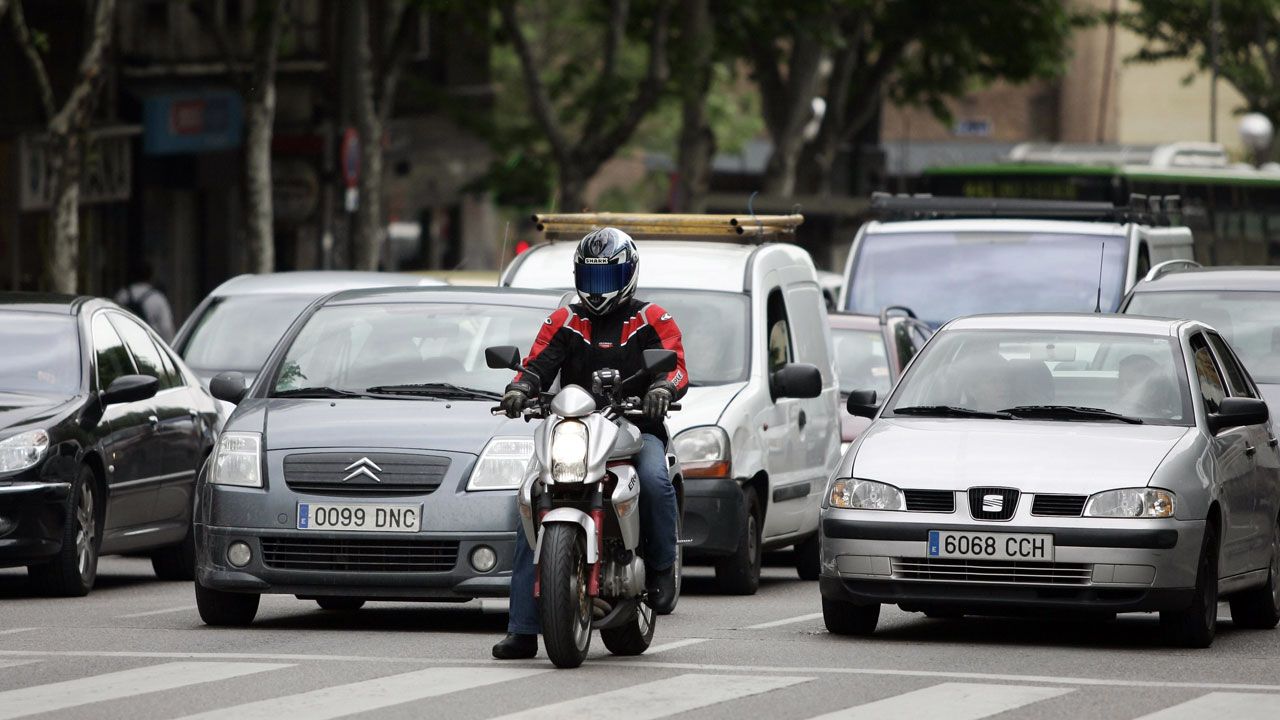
[501,389,528,418]
[642,386,672,422]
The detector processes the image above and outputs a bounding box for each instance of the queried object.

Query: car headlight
[210,432,263,488]
[0,430,49,474]
[829,478,905,511]
[550,420,588,483]
[467,437,535,490]
[673,426,730,478]
[1085,488,1175,518]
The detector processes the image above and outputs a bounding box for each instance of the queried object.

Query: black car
[0,294,220,595]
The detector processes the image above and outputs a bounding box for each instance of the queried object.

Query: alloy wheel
[572,548,591,651]
[75,483,96,580]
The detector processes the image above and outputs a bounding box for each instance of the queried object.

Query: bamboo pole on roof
[538,223,798,240]
[532,212,804,230]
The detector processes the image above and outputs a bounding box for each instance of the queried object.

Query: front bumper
[682,477,744,558]
[819,509,1204,613]
[0,481,71,567]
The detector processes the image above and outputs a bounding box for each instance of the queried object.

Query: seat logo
[982,494,1003,512]
[342,457,383,483]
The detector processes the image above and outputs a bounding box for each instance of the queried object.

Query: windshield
[0,313,80,396]
[847,231,1128,326]
[831,328,891,396]
[887,329,1192,426]
[273,303,546,396]
[1126,290,1280,385]
[644,290,749,385]
[182,295,316,374]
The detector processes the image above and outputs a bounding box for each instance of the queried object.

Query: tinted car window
[1206,333,1256,399]
[1190,335,1227,414]
[111,315,168,385]
[92,314,135,391]
[182,294,315,373]
[0,312,81,396]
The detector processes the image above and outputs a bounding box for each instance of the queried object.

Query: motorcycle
[486,345,684,669]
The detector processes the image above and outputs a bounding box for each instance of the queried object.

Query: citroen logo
[342,457,383,483]
[982,494,1004,512]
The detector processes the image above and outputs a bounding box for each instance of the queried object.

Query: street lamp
[1239,113,1274,167]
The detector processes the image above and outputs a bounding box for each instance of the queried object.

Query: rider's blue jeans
[507,433,677,635]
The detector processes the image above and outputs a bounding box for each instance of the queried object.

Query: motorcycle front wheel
[539,524,593,668]
[601,598,656,655]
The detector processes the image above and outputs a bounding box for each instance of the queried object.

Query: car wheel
[150,527,196,581]
[794,531,821,581]
[715,487,761,595]
[1160,520,1219,648]
[195,579,260,627]
[822,597,879,636]
[28,467,99,597]
[1229,516,1280,630]
[315,597,366,611]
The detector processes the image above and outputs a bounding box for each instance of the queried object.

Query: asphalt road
[2,557,1279,719]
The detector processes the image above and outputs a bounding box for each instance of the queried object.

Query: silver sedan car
[821,314,1280,648]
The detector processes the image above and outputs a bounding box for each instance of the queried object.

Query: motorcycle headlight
[1085,488,1175,518]
[828,478,905,511]
[210,432,263,488]
[467,437,535,490]
[673,426,730,478]
[550,420,588,484]
[0,430,49,474]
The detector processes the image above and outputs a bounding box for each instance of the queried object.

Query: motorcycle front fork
[532,485,606,599]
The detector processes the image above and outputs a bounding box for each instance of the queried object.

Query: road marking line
[805,682,1072,720]
[641,638,708,655]
[487,673,811,720]
[1132,692,1280,719]
[0,628,39,636]
[0,660,38,670]
[744,613,823,629]
[174,667,548,720]
[0,661,290,720]
[2,650,1280,693]
[117,605,198,619]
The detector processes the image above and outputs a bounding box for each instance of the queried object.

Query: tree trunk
[758,40,826,198]
[674,0,714,213]
[242,0,283,274]
[47,131,81,293]
[352,2,381,270]
[558,166,589,212]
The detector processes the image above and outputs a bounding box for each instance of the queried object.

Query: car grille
[893,558,1092,586]
[1032,494,1087,517]
[283,452,449,495]
[968,487,1020,521]
[903,489,955,513]
[260,537,459,573]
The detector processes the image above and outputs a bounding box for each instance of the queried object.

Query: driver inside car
[492,227,689,660]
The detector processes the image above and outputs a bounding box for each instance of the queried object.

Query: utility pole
[1210,0,1220,142]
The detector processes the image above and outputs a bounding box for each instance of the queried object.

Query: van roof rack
[532,212,804,242]
[870,192,1182,226]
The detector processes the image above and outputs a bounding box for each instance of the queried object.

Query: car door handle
[798,410,807,431]
[1269,436,1278,449]
[148,414,159,429]
[1246,444,1257,457]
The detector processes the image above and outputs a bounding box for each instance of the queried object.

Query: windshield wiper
[365,383,503,400]
[273,386,366,399]
[892,405,1013,420]
[999,405,1144,425]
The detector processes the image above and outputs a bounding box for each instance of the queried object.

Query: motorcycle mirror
[485,345,523,371]
[643,348,677,374]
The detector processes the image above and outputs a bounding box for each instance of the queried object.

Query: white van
[503,218,841,594]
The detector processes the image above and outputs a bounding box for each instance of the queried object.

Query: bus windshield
[846,231,1128,327]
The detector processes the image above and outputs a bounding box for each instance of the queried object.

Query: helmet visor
[575,261,634,295]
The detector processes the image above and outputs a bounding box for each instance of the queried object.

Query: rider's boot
[492,633,538,660]
[647,565,677,614]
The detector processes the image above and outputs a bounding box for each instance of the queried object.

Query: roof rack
[870,192,1182,226]
[879,305,917,326]
[1143,259,1202,283]
[532,212,804,242]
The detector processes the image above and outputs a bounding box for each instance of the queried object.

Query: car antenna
[1093,241,1107,313]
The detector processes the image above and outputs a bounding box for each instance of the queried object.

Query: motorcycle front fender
[532,508,599,564]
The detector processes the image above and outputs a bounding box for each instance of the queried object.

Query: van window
[766,289,793,373]
[784,284,834,384]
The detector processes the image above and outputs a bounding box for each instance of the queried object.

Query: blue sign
[143,91,243,155]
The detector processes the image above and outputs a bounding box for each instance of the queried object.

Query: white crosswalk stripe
[486,673,812,720]
[0,661,289,720]
[805,682,1073,720]
[174,667,549,720]
[1132,691,1280,719]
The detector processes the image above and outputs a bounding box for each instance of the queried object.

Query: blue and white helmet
[574,227,639,316]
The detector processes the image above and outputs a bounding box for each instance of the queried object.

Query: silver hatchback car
[821,314,1280,647]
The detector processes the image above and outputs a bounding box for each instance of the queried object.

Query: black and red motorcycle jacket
[508,298,689,438]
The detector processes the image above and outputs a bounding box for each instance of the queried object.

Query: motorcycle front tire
[539,524,593,668]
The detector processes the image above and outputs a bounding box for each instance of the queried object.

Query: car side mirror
[771,362,822,399]
[210,371,248,405]
[846,389,878,418]
[643,348,677,375]
[1207,397,1269,434]
[486,345,523,371]
[102,374,159,405]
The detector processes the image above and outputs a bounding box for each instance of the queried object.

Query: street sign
[341,128,360,189]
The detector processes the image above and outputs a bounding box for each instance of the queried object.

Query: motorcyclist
[492,227,689,660]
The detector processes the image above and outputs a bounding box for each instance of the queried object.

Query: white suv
[503,235,841,594]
